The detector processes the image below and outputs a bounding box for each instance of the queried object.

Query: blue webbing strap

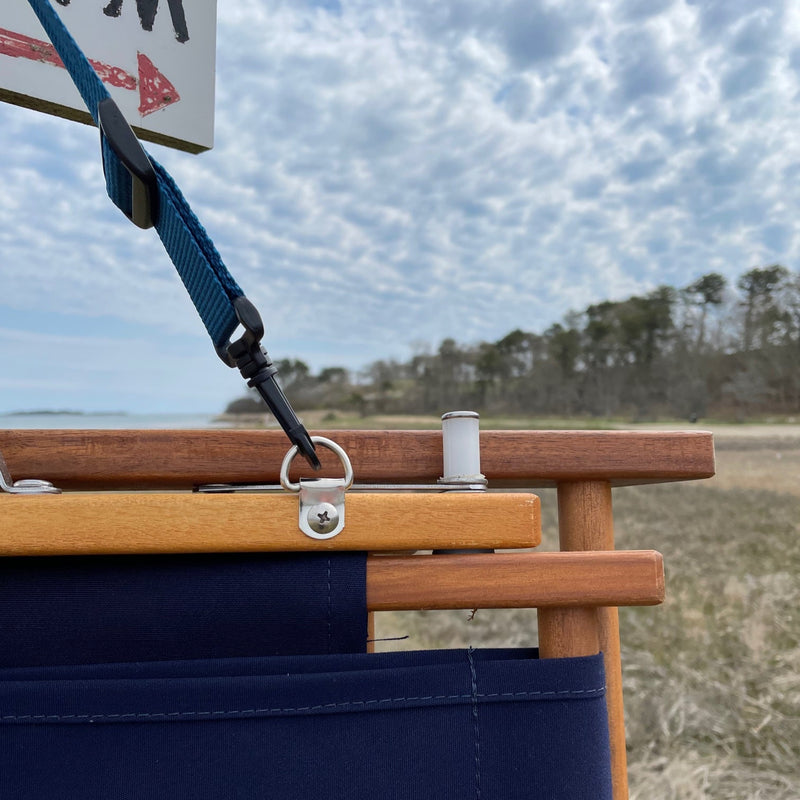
[152,162,243,347]
[27,0,241,350]
[26,0,320,468]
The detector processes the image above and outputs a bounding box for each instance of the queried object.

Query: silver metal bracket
[280,436,353,540]
[0,451,61,495]
[297,477,347,539]
[196,482,488,494]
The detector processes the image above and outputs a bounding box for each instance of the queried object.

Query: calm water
[0,413,221,429]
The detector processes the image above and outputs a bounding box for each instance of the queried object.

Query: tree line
[226,265,800,421]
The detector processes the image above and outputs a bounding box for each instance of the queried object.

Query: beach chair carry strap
[24,0,320,469]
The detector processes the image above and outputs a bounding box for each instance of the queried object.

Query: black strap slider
[98,97,159,229]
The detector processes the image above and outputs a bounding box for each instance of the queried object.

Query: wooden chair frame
[0,428,715,800]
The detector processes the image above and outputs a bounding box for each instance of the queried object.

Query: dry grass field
[373,425,800,799]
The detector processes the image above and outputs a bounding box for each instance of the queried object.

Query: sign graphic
[101,0,189,44]
[0,28,180,116]
[0,0,216,152]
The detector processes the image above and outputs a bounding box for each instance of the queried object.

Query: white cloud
[1,0,800,413]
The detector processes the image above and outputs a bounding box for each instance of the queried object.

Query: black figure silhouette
[102,0,189,43]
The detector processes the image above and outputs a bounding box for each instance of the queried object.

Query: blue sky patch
[1,0,798,413]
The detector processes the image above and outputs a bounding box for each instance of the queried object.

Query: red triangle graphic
[137,52,180,116]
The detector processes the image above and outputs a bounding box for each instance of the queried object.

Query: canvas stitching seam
[467,648,482,800]
[326,556,332,654]
[0,686,607,722]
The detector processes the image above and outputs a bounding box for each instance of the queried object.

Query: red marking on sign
[0,27,179,116]
[137,51,180,116]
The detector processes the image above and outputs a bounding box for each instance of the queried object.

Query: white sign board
[0,0,216,152]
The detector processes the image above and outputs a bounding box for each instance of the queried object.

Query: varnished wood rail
[0,491,540,555]
[367,550,664,611]
[0,429,715,490]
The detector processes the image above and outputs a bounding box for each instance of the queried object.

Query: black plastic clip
[98,97,159,229]
[218,296,321,470]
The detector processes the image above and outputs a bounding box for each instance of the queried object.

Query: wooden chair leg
[556,480,628,800]
[538,607,599,657]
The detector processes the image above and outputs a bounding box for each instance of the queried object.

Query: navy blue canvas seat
[0,554,611,800]
[1,648,611,799]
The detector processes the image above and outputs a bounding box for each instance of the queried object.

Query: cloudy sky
[2,0,800,415]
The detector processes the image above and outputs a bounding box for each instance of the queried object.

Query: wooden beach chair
[0,427,714,799]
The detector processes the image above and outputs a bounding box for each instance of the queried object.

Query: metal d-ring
[280,436,354,493]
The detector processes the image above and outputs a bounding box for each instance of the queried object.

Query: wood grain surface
[0,491,540,555]
[553,480,628,800]
[366,550,664,610]
[0,428,715,490]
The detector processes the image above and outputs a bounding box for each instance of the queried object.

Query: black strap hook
[218,297,321,470]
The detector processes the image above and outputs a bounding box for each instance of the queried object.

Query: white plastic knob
[441,411,485,483]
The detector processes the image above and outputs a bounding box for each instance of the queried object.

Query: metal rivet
[307,502,340,535]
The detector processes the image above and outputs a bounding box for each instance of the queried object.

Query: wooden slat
[366,550,664,611]
[0,492,540,555]
[0,429,715,490]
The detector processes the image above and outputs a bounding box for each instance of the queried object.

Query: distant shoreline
[0,412,216,430]
[1,410,128,417]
